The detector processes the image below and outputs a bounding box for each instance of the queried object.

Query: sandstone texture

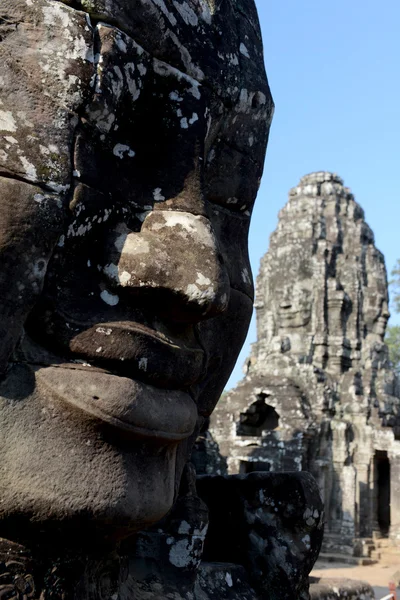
[211,172,400,552]
[0,0,272,531]
[0,1,325,599]
[309,578,375,600]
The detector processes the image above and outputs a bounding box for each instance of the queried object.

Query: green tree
[385,325,400,375]
[386,260,400,373]
[389,258,400,314]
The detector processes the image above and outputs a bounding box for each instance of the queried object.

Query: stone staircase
[316,534,400,567]
[316,552,378,566]
[316,533,378,566]
[373,536,400,566]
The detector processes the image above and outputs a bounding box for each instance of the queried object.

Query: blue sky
[227,0,400,388]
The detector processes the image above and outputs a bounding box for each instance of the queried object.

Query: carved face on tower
[255,172,391,374]
[363,245,390,341]
[0,0,272,538]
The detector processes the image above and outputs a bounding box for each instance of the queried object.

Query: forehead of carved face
[0,1,272,417]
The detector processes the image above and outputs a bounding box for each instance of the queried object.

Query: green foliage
[385,260,400,373]
[389,259,400,315]
[385,325,400,375]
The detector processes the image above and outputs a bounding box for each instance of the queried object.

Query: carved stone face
[0,0,272,537]
[266,247,314,336]
[276,282,313,330]
[363,248,390,341]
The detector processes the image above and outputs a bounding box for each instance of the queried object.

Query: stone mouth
[25,316,206,391]
[35,365,198,443]
[277,308,311,324]
[68,320,206,390]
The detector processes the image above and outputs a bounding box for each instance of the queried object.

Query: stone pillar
[355,462,371,538]
[370,455,380,536]
[340,465,356,541]
[389,454,400,543]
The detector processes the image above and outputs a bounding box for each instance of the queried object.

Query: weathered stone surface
[197,472,324,600]
[191,418,228,475]
[0,1,332,599]
[0,0,272,534]
[309,578,375,600]
[211,172,400,549]
[0,1,324,598]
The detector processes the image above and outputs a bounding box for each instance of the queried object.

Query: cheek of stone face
[193,208,254,417]
[195,288,254,418]
[0,179,65,372]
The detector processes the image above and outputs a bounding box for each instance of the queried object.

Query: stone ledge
[309,577,375,600]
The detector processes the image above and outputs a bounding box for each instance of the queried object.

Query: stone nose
[103,211,230,323]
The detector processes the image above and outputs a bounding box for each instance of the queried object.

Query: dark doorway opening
[375,450,391,536]
[236,395,280,436]
[240,460,270,474]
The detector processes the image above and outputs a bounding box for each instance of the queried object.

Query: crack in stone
[0,171,66,195]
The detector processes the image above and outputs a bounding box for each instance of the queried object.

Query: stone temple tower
[211,172,400,551]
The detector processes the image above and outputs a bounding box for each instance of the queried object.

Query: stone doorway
[239,460,271,474]
[236,396,280,437]
[374,450,391,536]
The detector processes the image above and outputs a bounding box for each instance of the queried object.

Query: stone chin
[0,361,197,542]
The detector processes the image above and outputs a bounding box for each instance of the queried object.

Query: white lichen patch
[100,290,119,306]
[0,111,17,132]
[5,136,18,145]
[302,534,311,550]
[241,267,252,285]
[239,43,250,58]
[103,263,119,281]
[113,143,135,159]
[151,0,177,26]
[153,188,165,202]
[115,34,127,53]
[119,270,132,285]
[178,520,191,535]
[225,573,233,588]
[168,523,208,569]
[138,357,148,371]
[19,156,37,181]
[121,234,150,256]
[173,1,199,26]
[198,0,213,22]
[96,326,113,336]
[228,53,239,66]
[169,91,183,102]
[196,273,211,286]
[153,59,202,99]
[185,282,215,304]
[39,3,94,108]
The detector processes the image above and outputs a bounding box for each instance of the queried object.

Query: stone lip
[68,320,205,389]
[36,366,198,442]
